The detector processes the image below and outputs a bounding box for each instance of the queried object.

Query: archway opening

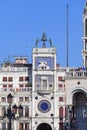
[73,91,87,130]
[73,91,87,106]
[36,123,52,130]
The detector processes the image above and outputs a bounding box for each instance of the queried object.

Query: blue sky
[0,0,86,67]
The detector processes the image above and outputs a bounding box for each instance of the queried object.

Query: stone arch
[72,91,87,130]
[73,91,87,105]
[36,123,52,130]
[66,87,87,105]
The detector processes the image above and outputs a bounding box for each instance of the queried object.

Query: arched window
[25,123,29,130]
[25,106,29,117]
[85,40,87,50]
[19,123,23,130]
[18,105,23,117]
[59,107,63,117]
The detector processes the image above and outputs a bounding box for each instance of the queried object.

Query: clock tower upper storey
[32,33,56,92]
[32,33,56,71]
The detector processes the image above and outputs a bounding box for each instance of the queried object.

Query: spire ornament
[49,38,53,47]
[35,38,39,47]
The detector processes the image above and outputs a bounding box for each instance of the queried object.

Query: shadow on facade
[64,91,87,130]
[73,91,87,130]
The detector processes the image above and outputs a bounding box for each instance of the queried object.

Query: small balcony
[37,89,52,96]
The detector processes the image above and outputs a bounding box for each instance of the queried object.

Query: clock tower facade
[31,33,58,130]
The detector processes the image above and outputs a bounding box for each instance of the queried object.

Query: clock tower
[31,33,57,130]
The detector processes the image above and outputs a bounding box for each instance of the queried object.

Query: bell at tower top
[35,33,53,48]
[41,33,47,48]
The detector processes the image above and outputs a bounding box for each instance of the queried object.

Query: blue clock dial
[40,102,48,110]
[38,100,51,113]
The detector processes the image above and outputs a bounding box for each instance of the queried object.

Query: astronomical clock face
[35,57,54,70]
[38,100,51,113]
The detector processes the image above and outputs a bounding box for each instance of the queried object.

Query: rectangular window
[58,76,62,81]
[19,97,23,102]
[59,97,63,102]
[19,123,23,130]
[25,76,29,81]
[19,77,24,81]
[3,84,7,88]
[8,77,13,82]
[25,123,29,130]
[25,97,29,102]
[58,84,63,90]
[25,84,27,87]
[3,77,7,82]
[19,84,24,87]
[25,106,29,117]
[8,84,13,88]
[49,84,52,87]
[42,79,47,89]
[25,83,32,87]
[1,97,6,102]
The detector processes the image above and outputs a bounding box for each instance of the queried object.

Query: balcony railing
[65,70,87,78]
[0,87,32,92]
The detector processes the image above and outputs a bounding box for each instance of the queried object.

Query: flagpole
[66,3,69,67]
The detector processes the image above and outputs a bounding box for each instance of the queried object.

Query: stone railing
[0,87,32,92]
[65,70,87,78]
